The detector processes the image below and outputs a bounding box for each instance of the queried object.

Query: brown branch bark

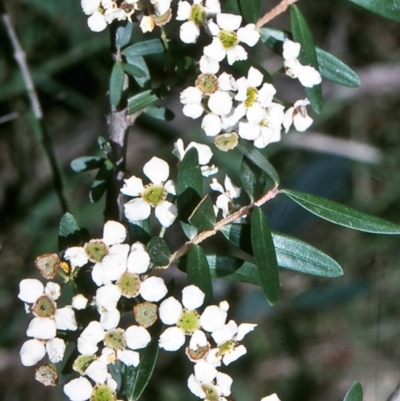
[256,0,300,30]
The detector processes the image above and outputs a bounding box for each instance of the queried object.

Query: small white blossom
[122,157,178,227]
[261,395,281,401]
[72,294,89,310]
[210,176,241,217]
[282,38,322,87]
[283,99,314,132]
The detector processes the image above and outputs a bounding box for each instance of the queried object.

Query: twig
[255,0,300,30]
[0,1,68,213]
[165,186,280,268]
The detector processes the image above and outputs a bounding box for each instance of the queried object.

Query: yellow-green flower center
[142,184,167,207]
[218,30,238,49]
[134,302,158,328]
[85,240,108,263]
[35,253,60,279]
[91,384,117,401]
[195,73,219,95]
[214,132,239,152]
[202,384,218,401]
[190,4,205,25]
[104,328,126,351]
[73,355,97,375]
[117,272,141,298]
[178,309,200,334]
[245,87,258,108]
[218,340,234,355]
[33,295,56,318]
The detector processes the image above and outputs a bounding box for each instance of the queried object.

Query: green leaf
[251,207,280,304]
[282,189,400,234]
[90,159,113,203]
[187,245,213,304]
[223,0,241,14]
[221,224,344,278]
[146,237,171,267]
[128,90,158,115]
[70,156,105,172]
[123,327,160,401]
[316,47,360,87]
[122,39,164,57]
[259,28,360,88]
[109,61,125,108]
[143,106,174,121]
[115,21,134,48]
[189,195,216,232]
[344,381,363,401]
[241,155,270,202]
[349,0,400,22]
[239,0,262,23]
[128,221,152,244]
[290,5,323,113]
[58,213,81,251]
[237,140,280,185]
[123,57,150,88]
[180,221,199,240]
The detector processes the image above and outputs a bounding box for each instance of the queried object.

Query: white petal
[204,39,226,62]
[87,11,107,32]
[194,359,217,383]
[200,305,227,332]
[180,21,201,44]
[247,66,263,88]
[124,198,151,223]
[208,91,232,116]
[216,13,241,30]
[210,178,225,194]
[140,276,168,301]
[64,377,93,401]
[140,15,155,33]
[159,326,185,351]
[238,121,260,140]
[18,279,44,303]
[125,325,151,349]
[96,284,122,309]
[54,306,77,331]
[81,0,101,15]
[297,65,322,88]
[121,176,144,197]
[159,297,182,325]
[176,1,191,20]
[216,194,230,217]
[201,114,221,137]
[183,103,205,119]
[91,263,108,287]
[222,344,246,365]
[85,359,108,384]
[20,339,46,366]
[117,349,140,366]
[101,244,130,282]
[143,156,169,184]
[127,244,150,273]
[236,323,257,341]
[211,325,235,345]
[283,107,294,133]
[164,179,176,195]
[187,142,213,165]
[64,247,89,268]
[293,113,313,132]
[26,317,57,340]
[46,337,66,363]
[72,294,88,310]
[155,201,178,227]
[224,175,241,199]
[226,45,247,65]
[189,329,208,349]
[216,371,233,395]
[78,337,100,355]
[199,54,220,74]
[257,83,277,107]
[261,395,281,401]
[188,374,206,398]
[283,39,301,60]
[182,285,205,310]
[218,72,237,91]
[103,221,126,245]
[79,321,105,343]
[44,282,61,300]
[100,308,120,330]
[237,24,260,46]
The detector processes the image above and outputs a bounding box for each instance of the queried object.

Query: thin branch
[255,0,300,30]
[1,2,68,213]
[164,186,280,269]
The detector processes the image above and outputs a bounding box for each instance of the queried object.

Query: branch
[0,2,68,213]
[165,186,280,268]
[255,0,300,30]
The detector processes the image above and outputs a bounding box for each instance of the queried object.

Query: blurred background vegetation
[1,0,400,400]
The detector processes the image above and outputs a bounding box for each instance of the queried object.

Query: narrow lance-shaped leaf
[123,326,160,401]
[241,155,270,202]
[348,0,400,23]
[70,156,105,172]
[143,106,174,121]
[343,381,363,401]
[147,237,171,267]
[123,56,150,88]
[251,207,280,304]
[90,159,113,203]
[282,189,400,234]
[290,5,323,113]
[109,61,125,108]
[237,140,280,185]
[128,90,158,114]
[187,245,213,304]
[115,21,133,48]
[239,0,262,23]
[122,39,164,57]
[189,195,216,232]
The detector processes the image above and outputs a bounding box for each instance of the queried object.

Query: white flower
[282,38,322,88]
[177,0,221,44]
[207,320,256,366]
[210,176,241,217]
[261,395,281,401]
[64,375,118,401]
[187,360,233,400]
[95,284,122,330]
[159,286,227,351]
[19,336,66,367]
[203,13,260,65]
[72,294,89,310]
[173,139,218,177]
[181,86,204,119]
[122,157,178,227]
[151,0,172,16]
[283,99,313,132]
[81,0,118,32]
